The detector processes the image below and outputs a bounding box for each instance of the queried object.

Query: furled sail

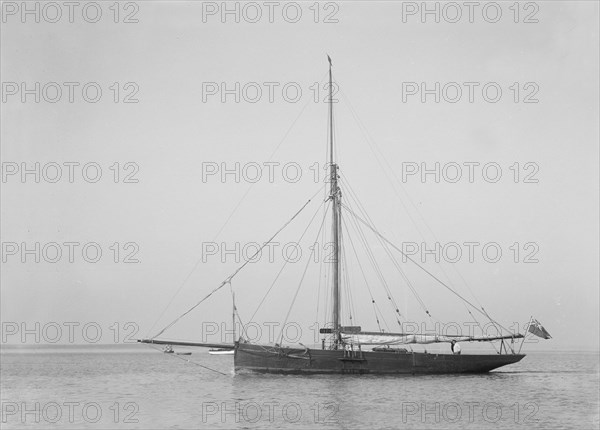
[341,331,523,345]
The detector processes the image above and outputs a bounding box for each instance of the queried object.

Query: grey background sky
[1,1,598,351]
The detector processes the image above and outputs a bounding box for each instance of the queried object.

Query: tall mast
[328,55,341,348]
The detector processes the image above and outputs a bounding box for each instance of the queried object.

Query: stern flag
[327,55,332,66]
[528,319,552,339]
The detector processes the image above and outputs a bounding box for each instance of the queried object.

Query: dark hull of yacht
[235,343,525,374]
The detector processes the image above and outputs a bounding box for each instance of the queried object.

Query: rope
[465,305,499,354]
[277,201,330,345]
[144,344,229,376]
[341,178,430,321]
[338,86,499,328]
[147,72,328,337]
[342,203,513,334]
[151,186,324,340]
[341,214,384,332]
[248,199,331,323]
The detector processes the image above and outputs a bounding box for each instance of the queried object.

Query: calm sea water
[1,347,598,429]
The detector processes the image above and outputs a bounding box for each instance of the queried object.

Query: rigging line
[278,200,330,345]
[343,195,474,327]
[340,174,414,303]
[480,307,504,338]
[337,89,450,303]
[144,344,229,376]
[342,203,513,335]
[229,282,236,342]
[231,281,247,341]
[315,201,333,328]
[339,87,488,319]
[151,185,325,340]
[339,218,353,326]
[341,215,383,332]
[339,223,356,326]
[451,267,484,309]
[340,177,429,319]
[230,282,249,343]
[341,251,351,324]
[341,196,392,327]
[346,201,511,334]
[337,88,429,240]
[337,208,347,326]
[350,235,400,332]
[421,253,492,328]
[341,190,389,290]
[464,304,499,354]
[147,73,329,337]
[235,307,246,340]
[315,221,324,327]
[248,199,331,323]
[342,176,439,327]
[342,199,397,333]
[322,241,332,329]
[344,196,404,324]
[339,175,427,315]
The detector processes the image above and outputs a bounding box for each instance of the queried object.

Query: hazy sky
[1,1,598,352]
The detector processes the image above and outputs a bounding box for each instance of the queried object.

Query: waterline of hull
[234,343,525,375]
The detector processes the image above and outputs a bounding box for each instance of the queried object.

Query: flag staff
[518,315,533,354]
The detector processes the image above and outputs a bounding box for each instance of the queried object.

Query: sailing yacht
[140,57,550,374]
